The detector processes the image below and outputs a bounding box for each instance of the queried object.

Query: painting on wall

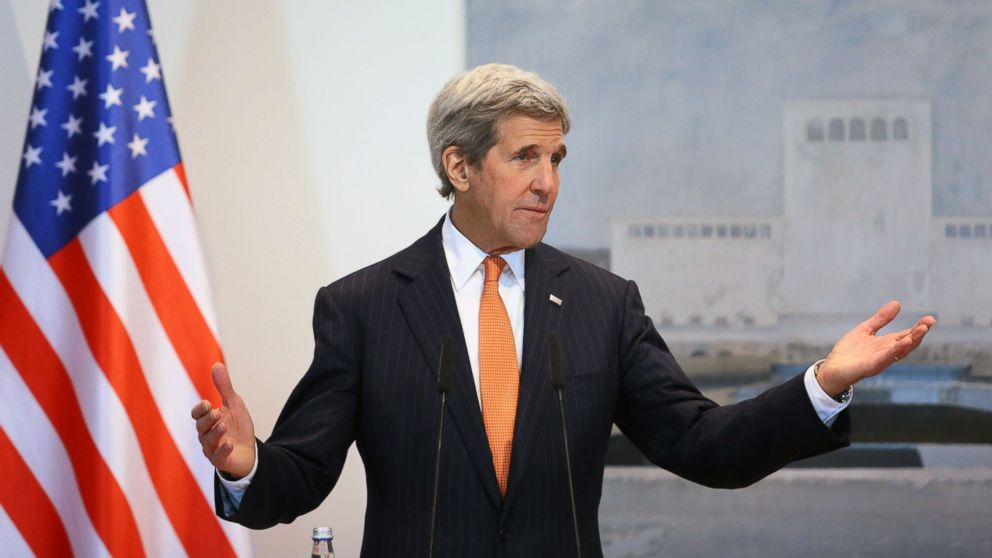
[469,5,992,553]
[468,0,991,357]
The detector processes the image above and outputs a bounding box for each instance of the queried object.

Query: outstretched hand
[191,363,257,479]
[816,301,936,397]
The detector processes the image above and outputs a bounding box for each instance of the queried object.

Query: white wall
[1,1,463,556]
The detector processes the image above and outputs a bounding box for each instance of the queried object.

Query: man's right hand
[191,362,257,479]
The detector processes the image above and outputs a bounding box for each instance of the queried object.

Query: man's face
[452,114,567,254]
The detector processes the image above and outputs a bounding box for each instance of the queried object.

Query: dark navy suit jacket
[216,218,850,557]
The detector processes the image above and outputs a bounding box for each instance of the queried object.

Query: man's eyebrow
[508,143,567,158]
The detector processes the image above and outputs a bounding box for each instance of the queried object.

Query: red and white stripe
[0,166,253,557]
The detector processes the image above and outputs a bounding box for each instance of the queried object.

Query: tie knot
[483,256,507,283]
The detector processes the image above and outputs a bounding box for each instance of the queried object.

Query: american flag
[0,1,252,556]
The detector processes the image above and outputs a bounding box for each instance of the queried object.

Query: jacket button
[498,527,511,540]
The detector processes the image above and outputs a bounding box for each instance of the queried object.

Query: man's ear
[442,145,471,193]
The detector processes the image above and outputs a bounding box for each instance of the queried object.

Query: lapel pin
[549,294,563,306]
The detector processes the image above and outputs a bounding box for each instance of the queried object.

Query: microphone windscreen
[549,331,566,390]
[438,335,454,394]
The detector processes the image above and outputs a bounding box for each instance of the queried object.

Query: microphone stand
[549,331,581,558]
[429,336,454,558]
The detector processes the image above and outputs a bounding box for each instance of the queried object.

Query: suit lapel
[503,244,570,509]
[394,221,502,510]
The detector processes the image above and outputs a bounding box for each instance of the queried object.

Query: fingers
[199,418,227,449]
[195,408,221,436]
[893,322,932,360]
[885,313,938,342]
[890,325,916,342]
[910,322,930,346]
[210,362,240,406]
[903,318,933,346]
[861,300,901,334]
[193,363,256,474]
[190,399,212,420]
[197,412,236,461]
[196,421,227,449]
[192,395,227,456]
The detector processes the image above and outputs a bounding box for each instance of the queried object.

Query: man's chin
[489,233,546,255]
[516,228,549,250]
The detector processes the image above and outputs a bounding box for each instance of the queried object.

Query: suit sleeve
[613,280,850,489]
[214,286,360,528]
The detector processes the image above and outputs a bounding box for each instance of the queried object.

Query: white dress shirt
[218,209,851,507]
[441,210,525,403]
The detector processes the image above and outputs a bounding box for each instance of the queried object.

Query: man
[192,64,935,557]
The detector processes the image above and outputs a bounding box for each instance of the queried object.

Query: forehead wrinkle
[515,128,564,140]
[494,115,565,155]
[507,134,565,150]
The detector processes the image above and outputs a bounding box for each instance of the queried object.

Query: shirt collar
[441,208,526,292]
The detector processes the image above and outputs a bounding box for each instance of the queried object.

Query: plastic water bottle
[311,526,335,558]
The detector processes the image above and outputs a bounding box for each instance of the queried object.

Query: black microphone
[548,331,581,558]
[429,335,454,558]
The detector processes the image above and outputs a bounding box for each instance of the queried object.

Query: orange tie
[479,256,519,497]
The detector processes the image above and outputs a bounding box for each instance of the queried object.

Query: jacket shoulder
[533,242,630,289]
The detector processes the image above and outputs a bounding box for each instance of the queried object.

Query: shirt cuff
[216,443,258,515]
[803,362,852,428]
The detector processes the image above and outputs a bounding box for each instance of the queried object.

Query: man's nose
[530,158,556,196]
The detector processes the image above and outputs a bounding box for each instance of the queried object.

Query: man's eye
[551,155,562,167]
[513,152,529,161]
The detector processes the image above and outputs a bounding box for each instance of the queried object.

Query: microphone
[429,336,454,558]
[550,331,566,391]
[548,331,581,558]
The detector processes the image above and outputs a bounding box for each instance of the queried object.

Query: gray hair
[427,63,571,198]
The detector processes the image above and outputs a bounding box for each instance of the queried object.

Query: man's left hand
[816,300,936,397]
